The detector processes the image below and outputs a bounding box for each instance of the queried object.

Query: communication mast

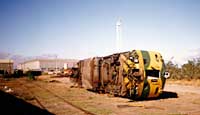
[116,18,122,52]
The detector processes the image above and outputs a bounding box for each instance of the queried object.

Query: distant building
[0,59,14,74]
[17,59,78,72]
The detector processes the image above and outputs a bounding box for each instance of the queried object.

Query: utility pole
[55,55,57,73]
[9,59,11,74]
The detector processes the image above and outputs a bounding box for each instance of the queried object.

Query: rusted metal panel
[79,58,93,89]
[91,57,100,89]
[79,54,125,94]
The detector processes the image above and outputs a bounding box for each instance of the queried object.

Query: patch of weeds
[168,113,188,115]
[88,96,95,100]
[72,101,88,108]
[192,99,200,105]
[88,107,113,115]
[35,91,53,99]
[73,101,113,115]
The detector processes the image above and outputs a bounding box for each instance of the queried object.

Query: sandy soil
[0,75,200,115]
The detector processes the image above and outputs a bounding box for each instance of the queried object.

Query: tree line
[166,58,200,80]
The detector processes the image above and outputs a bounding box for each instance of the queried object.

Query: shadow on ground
[159,91,178,99]
[86,89,178,101]
[0,90,54,115]
[129,91,178,101]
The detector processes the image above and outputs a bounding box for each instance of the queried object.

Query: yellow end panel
[135,50,145,97]
[146,51,163,98]
[147,51,163,71]
[147,78,162,98]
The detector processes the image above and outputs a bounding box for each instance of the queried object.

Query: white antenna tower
[116,18,122,52]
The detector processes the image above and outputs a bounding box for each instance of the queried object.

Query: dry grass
[2,76,200,115]
[167,79,200,87]
[40,81,114,115]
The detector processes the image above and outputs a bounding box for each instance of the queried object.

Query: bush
[166,58,200,80]
[26,70,42,80]
[13,69,23,78]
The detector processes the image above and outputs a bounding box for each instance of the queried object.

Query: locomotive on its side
[75,50,170,99]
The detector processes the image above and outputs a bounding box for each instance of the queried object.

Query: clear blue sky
[0,0,200,65]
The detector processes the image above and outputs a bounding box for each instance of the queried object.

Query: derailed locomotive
[75,50,170,99]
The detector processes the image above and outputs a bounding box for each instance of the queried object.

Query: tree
[166,61,181,79]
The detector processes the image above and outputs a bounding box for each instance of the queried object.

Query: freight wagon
[75,50,170,99]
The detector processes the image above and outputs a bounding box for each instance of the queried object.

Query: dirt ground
[0,75,200,115]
